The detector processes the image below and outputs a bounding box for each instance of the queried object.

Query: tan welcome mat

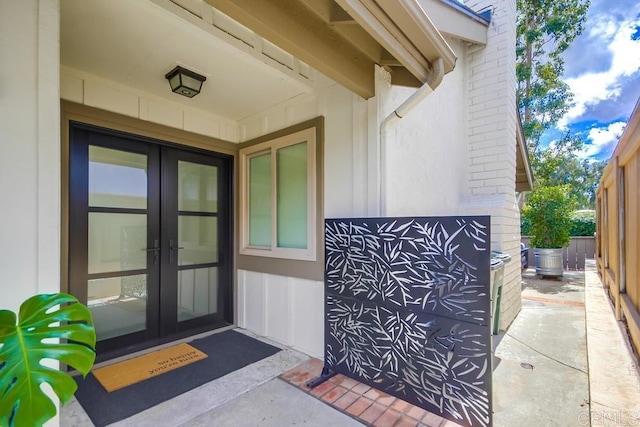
[92,343,207,392]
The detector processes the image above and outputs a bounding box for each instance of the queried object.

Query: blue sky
[539,0,640,161]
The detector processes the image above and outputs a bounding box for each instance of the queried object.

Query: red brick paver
[360,402,387,424]
[310,379,336,397]
[391,399,410,412]
[351,382,371,394]
[394,415,419,427]
[376,394,395,406]
[321,385,349,403]
[406,405,427,421]
[339,376,359,389]
[373,408,402,426]
[363,387,383,401]
[333,391,360,410]
[279,358,463,427]
[346,397,374,416]
[522,294,585,307]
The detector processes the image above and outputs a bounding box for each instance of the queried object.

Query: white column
[0,0,61,310]
[465,0,522,328]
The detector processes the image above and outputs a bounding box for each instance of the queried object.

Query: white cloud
[560,16,640,127]
[577,121,626,158]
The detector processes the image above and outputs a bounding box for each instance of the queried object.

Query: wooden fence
[521,236,596,270]
[595,98,640,357]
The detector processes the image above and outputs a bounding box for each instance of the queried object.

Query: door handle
[169,239,184,264]
[145,239,160,264]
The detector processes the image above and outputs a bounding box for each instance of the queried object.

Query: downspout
[379,57,445,215]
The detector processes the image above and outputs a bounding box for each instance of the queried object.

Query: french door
[69,123,232,353]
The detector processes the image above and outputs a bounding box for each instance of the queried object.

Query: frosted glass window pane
[88,213,146,274]
[249,153,272,247]
[87,274,147,340]
[178,161,218,213]
[178,216,218,265]
[177,267,218,322]
[89,146,147,209]
[277,142,307,249]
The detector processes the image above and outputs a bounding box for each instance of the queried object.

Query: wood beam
[330,2,356,23]
[203,0,376,98]
[388,66,421,87]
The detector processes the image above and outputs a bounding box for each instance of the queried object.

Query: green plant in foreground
[522,185,576,248]
[0,293,96,427]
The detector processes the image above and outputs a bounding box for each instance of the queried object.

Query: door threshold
[89,324,236,369]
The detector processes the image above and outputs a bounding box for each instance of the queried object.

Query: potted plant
[521,185,575,277]
[0,293,96,427]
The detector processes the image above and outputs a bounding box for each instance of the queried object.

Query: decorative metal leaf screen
[324,216,492,427]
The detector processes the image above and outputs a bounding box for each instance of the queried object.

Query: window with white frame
[239,127,316,261]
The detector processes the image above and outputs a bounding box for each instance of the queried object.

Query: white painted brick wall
[465,0,522,330]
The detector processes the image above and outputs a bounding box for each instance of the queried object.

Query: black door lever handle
[169,239,184,264]
[144,239,160,264]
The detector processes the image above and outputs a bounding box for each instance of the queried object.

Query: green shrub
[521,185,576,248]
[521,209,596,237]
[569,210,596,236]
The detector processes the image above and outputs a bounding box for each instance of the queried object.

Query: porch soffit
[203,0,458,97]
[61,0,317,122]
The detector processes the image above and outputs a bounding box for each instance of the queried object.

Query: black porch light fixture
[165,66,206,98]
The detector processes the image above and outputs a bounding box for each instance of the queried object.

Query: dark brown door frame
[68,121,233,354]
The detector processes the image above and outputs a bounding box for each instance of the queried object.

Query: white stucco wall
[382,38,469,217]
[0,0,61,311]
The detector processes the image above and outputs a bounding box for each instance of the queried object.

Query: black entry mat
[74,330,281,426]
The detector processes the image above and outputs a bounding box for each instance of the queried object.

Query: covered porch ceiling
[61,0,467,121]
[61,0,315,122]
[204,0,458,96]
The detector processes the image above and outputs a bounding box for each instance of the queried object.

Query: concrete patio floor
[492,267,589,426]
[61,262,640,426]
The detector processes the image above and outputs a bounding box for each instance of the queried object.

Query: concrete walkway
[493,268,590,426]
[61,263,640,426]
[584,263,640,426]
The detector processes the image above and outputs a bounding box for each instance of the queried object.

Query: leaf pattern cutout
[325,217,492,427]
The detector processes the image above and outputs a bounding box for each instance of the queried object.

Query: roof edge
[439,0,491,25]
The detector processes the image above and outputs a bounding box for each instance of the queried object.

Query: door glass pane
[178,216,218,265]
[88,213,146,274]
[88,274,147,341]
[276,142,307,249]
[177,267,218,322]
[89,146,147,209]
[178,161,218,213]
[249,153,272,247]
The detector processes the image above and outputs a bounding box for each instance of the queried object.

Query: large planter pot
[534,248,564,277]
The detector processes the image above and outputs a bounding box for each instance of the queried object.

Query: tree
[521,185,576,248]
[516,0,590,150]
[530,132,606,209]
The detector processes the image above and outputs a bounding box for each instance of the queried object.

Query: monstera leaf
[0,293,96,427]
